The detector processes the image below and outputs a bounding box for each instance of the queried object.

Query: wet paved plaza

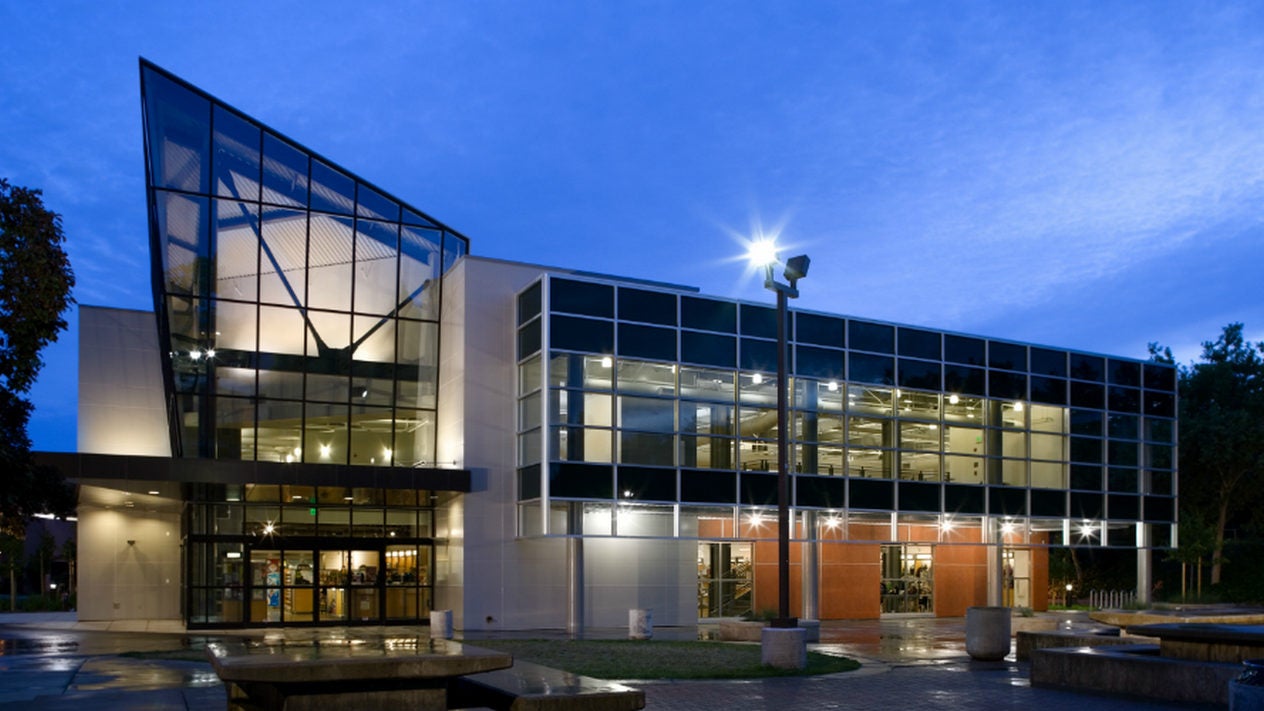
[0,613,1222,709]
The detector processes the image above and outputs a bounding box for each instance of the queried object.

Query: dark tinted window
[517,319,541,359]
[681,331,736,368]
[1070,437,1103,463]
[1107,414,1139,439]
[989,371,1026,400]
[310,160,354,215]
[1144,363,1176,391]
[1030,376,1066,405]
[551,278,614,318]
[549,463,613,499]
[1070,409,1103,436]
[944,364,987,396]
[550,315,614,353]
[1107,494,1139,521]
[1144,495,1175,521]
[898,359,941,390]
[989,488,1027,516]
[1108,387,1141,413]
[898,482,940,512]
[945,484,986,514]
[1070,492,1104,519]
[849,321,894,354]
[1070,381,1105,409]
[989,342,1026,371]
[797,346,844,380]
[518,281,541,326]
[899,329,941,360]
[1070,465,1103,490]
[850,479,894,510]
[1108,360,1142,387]
[617,323,676,361]
[944,335,986,365]
[1145,392,1175,418]
[681,296,737,332]
[681,469,736,503]
[1108,467,1138,492]
[740,304,778,339]
[796,476,845,508]
[739,338,779,372]
[740,473,778,505]
[618,287,676,326]
[1108,441,1138,467]
[518,465,541,500]
[1030,348,1067,377]
[796,313,845,348]
[617,467,677,502]
[1031,489,1066,517]
[849,353,895,385]
[1070,354,1104,381]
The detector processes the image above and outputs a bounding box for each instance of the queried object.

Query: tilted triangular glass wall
[140,60,468,466]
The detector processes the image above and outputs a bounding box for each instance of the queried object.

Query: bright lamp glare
[747,240,778,267]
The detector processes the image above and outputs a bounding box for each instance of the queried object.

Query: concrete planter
[718,620,766,641]
[966,606,1011,661]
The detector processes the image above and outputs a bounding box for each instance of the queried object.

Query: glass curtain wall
[141,61,467,466]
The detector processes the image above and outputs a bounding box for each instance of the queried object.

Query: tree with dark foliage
[0,178,76,534]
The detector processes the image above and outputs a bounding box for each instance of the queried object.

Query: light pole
[750,242,809,629]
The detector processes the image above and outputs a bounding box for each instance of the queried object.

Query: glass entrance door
[880,544,933,613]
[1003,548,1031,608]
[697,542,753,618]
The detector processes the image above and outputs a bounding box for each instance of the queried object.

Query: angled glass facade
[142,62,467,466]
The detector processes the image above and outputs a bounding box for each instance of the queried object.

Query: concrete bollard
[629,608,653,640]
[760,626,807,669]
[965,606,1011,661]
[430,609,454,639]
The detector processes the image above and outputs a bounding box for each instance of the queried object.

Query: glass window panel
[680,434,735,469]
[739,407,778,439]
[616,359,676,395]
[549,353,615,390]
[681,296,737,333]
[399,225,441,321]
[1029,405,1066,433]
[990,371,1026,400]
[944,425,985,455]
[551,278,614,318]
[849,448,891,478]
[1147,444,1173,470]
[1071,464,1103,490]
[943,394,984,423]
[551,426,614,463]
[738,441,779,472]
[213,106,261,201]
[796,412,844,443]
[796,346,844,380]
[519,429,542,466]
[214,200,259,301]
[679,366,735,401]
[1030,376,1066,405]
[255,400,303,463]
[618,396,675,432]
[944,334,985,365]
[619,432,675,466]
[144,67,211,193]
[848,385,894,416]
[214,299,257,355]
[797,379,844,412]
[258,208,306,307]
[303,403,348,464]
[681,331,736,368]
[617,323,676,361]
[442,231,467,272]
[518,281,542,327]
[1144,363,1177,392]
[897,391,940,420]
[849,321,894,354]
[356,183,399,221]
[739,338,777,373]
[354,219,399,315]
[310,160,355,215]
[1000,431,1027,458]
[815,445,845,476]
[1109,441,1139,467]
[739,304,777,339]
[796,312,844,348]
[898,328,940,360]
[1070,381,1105,409]
[307,213,355,311]
[351,363,394,408]
[1108,468,1139,492]
[1145,417,1173,443]
[850,353,894,385]
[520,392,542,432]
[1108,360,1142,387]
[898,359,940,390]
[1070,409,1104,436]
[1031,433,1064,460]
[257,368,303,401]
[989,342,1026,371]
[848,417,893,448]
[1109,387,1141,413]
[1031,461,1066,489]
[1070,354,1105,382]
[353,314,396,365]
[261,132,309,207]
[999,459,1027,486]
[397,320,438,409]
[347,405,395,466]
[618,287,676,325]
[551,315,614,353]
[1070,437,1103,463]
[307,309,351,354]
[944,364,986,397]
[157,191,210,297]
[1031,348,1068,377]
[738,372,779,405]
[899,421,940,451]
[550,391,613,427]
[519,355,542,395]
[215,396,255,460]
[1145,392,1175,418]
[945,452,980,480]
[900,452,940,481]
[1107,414,1140,440]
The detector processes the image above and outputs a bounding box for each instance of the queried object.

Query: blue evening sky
[4,2,1263,452]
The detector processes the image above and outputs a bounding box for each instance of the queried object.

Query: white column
[985,517,1004,606]
[1136,523,1151,605]
[566,503,584,635]
[801,511,819,620]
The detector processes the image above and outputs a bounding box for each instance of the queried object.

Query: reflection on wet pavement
[73,657,221,691]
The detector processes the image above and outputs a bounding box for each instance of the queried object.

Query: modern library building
[45,61,1178,630]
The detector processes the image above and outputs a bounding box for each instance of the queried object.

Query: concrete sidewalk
[0,613,1222,710]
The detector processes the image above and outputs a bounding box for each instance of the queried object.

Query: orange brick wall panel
[933,544,987,616]
[819,542,881,619]
[1032,545,1050,611]
[752,540,803,617]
